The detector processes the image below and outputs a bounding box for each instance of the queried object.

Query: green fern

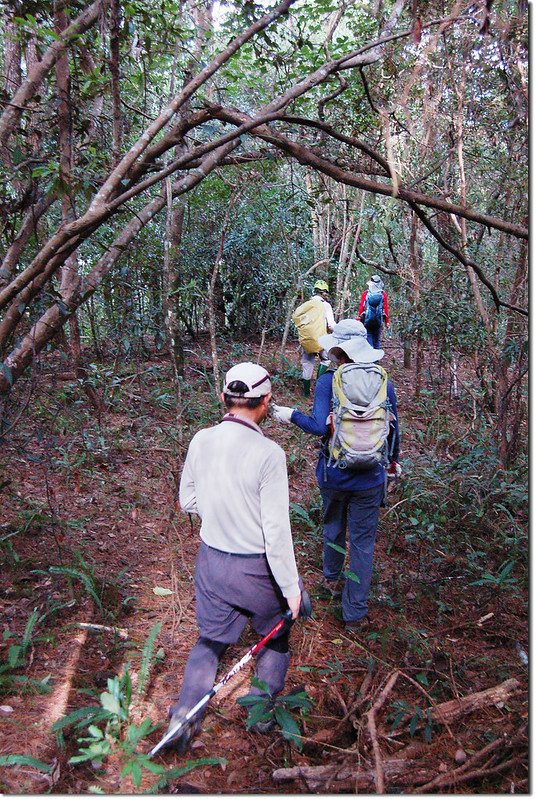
[0,754,52,772]
[52,705,112,741]
[137,622,162,698]
[48,565,103,612]
[21,608,39,653]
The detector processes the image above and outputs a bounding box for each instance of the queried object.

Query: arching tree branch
[407,201,527,316]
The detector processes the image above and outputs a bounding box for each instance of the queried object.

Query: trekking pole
[148,592,312,758]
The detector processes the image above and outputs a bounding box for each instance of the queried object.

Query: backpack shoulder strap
[331,364,350,407]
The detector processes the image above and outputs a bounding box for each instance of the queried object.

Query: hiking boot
[322,577,343,598]
[164,706,201,754]
[344,616,370,633]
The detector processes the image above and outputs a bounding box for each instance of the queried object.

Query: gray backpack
[327,363,394,471]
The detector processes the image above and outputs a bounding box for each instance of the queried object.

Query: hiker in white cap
[358,274,390,349]
[164,362,302,752]
[271,320,400,633]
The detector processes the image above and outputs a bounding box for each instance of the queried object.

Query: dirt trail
[0,340,528,794]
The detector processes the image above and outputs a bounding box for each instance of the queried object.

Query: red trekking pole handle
[149,609,292,757]
[148,594,312,757]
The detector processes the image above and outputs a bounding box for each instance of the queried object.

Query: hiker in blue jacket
[271,319,400,632]
[358,275,390,349]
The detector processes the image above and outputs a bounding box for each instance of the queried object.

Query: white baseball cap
[223,362,272,398]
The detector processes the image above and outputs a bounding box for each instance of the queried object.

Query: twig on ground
[412,730,527,794]
[330,683,348,715]
[75,622,128,639]
[388,678,521,737]
[448,655,461,701]
[367,669,400,793]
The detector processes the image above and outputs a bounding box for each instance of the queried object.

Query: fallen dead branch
[411,724,528,793]
[75,622,128,639]
[385,677,521,739]
[421,677,519,728]
[273,679,524,793]
[398,669,456,740]
[367,669,400,792]
[272,755,437,792]
[273,737,526,794]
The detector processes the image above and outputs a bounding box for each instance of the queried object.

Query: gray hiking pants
[171,542,291,714]
[301,347,330,380]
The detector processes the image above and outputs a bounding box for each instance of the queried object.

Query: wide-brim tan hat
[318,319,384,363]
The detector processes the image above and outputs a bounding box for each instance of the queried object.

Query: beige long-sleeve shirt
[179,415,300,599]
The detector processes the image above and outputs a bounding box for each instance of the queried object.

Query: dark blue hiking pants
[320,484,384,623]
[365,320,382,349]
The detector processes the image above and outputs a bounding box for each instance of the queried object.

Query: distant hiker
[358,274,390,349]
[165,362,302,752]
[271,320,400,632]
[292,278,335,397]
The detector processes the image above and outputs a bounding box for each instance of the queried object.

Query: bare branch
[0,0,106,148]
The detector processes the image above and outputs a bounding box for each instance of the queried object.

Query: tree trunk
[109,0,123,165]
[409,212,423,397]
[207,188,240,399]
[55,0,104,414]
[163,178,186,379]
[403,339,411,369]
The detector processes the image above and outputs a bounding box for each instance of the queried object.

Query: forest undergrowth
[0,336,528,794]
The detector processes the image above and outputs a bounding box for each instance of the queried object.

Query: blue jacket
[291,369,400,491]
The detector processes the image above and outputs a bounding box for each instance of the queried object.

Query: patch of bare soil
[0,338,528,794]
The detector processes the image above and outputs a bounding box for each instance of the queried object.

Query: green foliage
[59,669,140,765]
[388,699,434,743]
[36,549,130,622]
[0,609,52,696]
[326,541,346,556]
[47,564,104,613]
[289,503,318,531]
[136,622,163,698]
[1,526,21,565]
[0,754,53,772]
[297,656,349,684]
[470,559,518,591]
[56,663,224,790]
[237,678,312,751]
[393,410,527,596]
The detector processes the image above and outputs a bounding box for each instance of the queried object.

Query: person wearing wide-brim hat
[271,320,401,632]
[318,317,386,363]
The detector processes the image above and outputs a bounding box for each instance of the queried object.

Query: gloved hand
[271,404,295,424]
[387,461,402,479]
